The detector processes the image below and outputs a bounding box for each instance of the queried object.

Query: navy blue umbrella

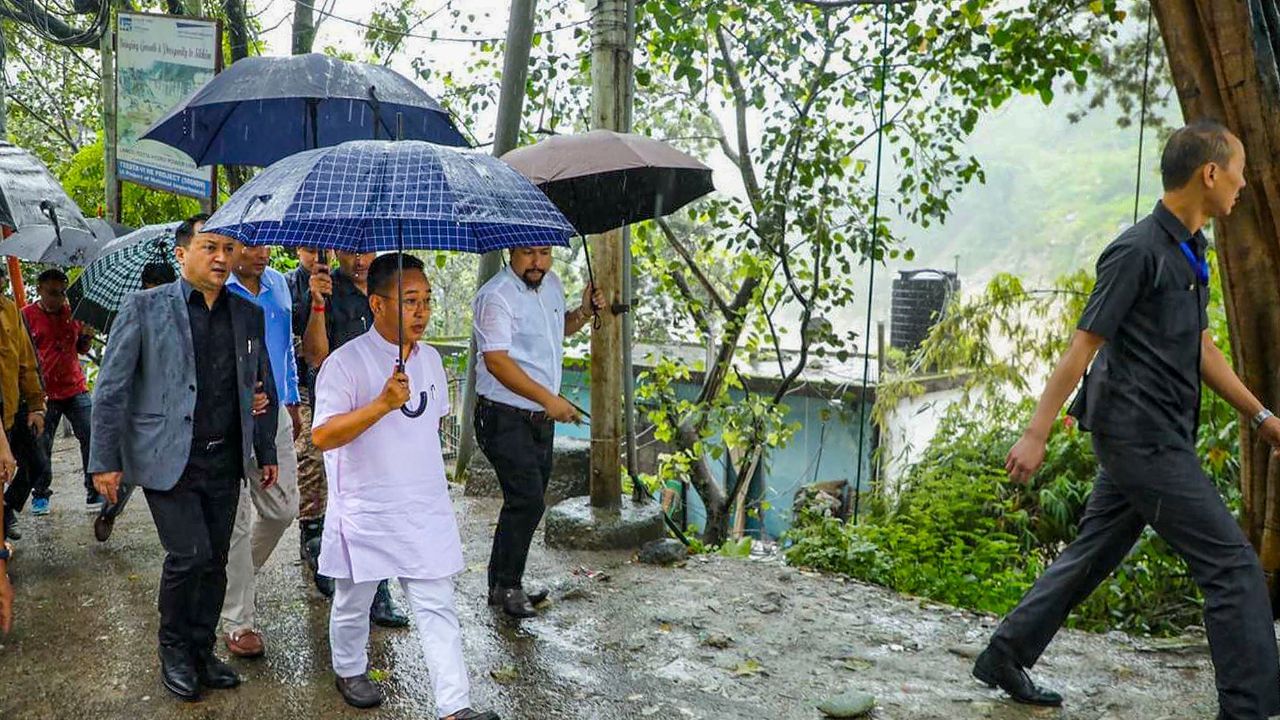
[141,54,468,168]
[204,140,573,416]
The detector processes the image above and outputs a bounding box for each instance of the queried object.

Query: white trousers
[330,576,470,717]
[221,406,299,633]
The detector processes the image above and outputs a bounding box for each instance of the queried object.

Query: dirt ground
[0,437,1235,719]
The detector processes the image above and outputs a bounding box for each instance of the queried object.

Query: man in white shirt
[312,253,496,720]
[472,245,603,618]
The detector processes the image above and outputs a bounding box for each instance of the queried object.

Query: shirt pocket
[1148,287,1201,340]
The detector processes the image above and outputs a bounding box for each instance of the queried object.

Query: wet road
[0,439,1235,719]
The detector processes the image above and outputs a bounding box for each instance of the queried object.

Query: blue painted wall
[556,368,873,540]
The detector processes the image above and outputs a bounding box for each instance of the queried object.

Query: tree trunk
[677,424,729,545]
[221,0,249,64]
[1153,0,1280,610]
[292,0,316,55]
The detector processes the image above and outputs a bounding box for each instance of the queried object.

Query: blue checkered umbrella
[204,140,574,253]
[205,140,573,416]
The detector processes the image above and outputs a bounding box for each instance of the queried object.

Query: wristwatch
[0,545,10,561]
[1252,408,1275,431]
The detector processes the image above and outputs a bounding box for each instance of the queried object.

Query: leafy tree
[384,0,1132,543]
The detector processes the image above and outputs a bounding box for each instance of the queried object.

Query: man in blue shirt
[220,240,302,659]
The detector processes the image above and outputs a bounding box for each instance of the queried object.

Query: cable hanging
[850,0,893,524]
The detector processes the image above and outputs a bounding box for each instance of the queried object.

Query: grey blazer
[88,279,278,491]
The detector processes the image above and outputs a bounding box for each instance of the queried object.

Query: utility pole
[587,0,635,509]
[101,6,120,222]
[455,0,539,479]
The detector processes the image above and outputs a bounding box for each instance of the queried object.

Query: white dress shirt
[472,265,566,411]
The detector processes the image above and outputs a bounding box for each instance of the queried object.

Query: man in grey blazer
[89,222,279,702]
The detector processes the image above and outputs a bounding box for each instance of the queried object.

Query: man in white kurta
[312,253,495,720]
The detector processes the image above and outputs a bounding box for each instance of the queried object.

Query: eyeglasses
[372,294,432,311]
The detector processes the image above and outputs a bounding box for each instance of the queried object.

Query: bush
[785,392,1237,637]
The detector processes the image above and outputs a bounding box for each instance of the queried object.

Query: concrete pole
[101,13,120,223]
[588,0,635,509]
[454,0,540,479]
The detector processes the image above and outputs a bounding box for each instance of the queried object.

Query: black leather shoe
[488,586,548,607]
[93,513,115,542]
[300,520,335,598]
[370,580,410,627]
[194,648,241,689]
[314,569,335,598]
[497,587,537,619]
[335,673,385,709]
[443,708,500,720]
[973,646,1062,707]
[158,646,200,702]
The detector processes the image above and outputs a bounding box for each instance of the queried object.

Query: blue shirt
[227,267,300,405]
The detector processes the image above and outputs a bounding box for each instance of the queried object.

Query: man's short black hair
[140,262,177,288]
[37,268,68,285]
[367,253,426,297]
[1161,120,1235,191]
[174,212,212,248]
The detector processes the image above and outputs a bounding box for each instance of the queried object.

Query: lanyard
[1178,241,1209,286]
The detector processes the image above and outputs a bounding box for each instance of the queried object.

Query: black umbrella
[0,142,99,264]
[142,53,468,168]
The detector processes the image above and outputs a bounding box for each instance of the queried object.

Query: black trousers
[475,399,554,591]
[144,444,242,653]
[990,434,1280,720]
[3,408,52,519]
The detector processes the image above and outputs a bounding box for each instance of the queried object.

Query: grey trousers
[990,434,1280,720]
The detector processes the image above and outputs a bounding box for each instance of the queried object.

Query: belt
[478,396,549,423]
[191,435,231,453]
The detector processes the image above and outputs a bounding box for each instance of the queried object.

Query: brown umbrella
[501,130,713,236]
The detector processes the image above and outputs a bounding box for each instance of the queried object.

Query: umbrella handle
[39,201,63,247]
[580,235,601,331]
[401,392,428,418]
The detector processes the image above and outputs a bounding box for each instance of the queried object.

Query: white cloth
[472,265,566,412]
[313,329,463,583]
[330,576,470,717]
[222,405,299,632]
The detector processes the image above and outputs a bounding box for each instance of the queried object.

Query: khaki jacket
[0,295,46,431]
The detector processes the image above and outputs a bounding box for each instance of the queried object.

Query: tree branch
[668,266,711,337]
[656,218,732,318]
[714,24,764,214]
[5,94,79,151]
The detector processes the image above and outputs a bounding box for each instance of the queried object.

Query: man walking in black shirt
[973,121,1280,720]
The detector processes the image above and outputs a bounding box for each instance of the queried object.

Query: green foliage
[787,391,1231,635]
[60,134,201,227]
[718,536,753,558]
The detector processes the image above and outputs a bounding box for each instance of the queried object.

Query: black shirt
[1072,201,1210,447]
[324,269,373,353]
[186,282,241,444]
[285,264,312,395]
